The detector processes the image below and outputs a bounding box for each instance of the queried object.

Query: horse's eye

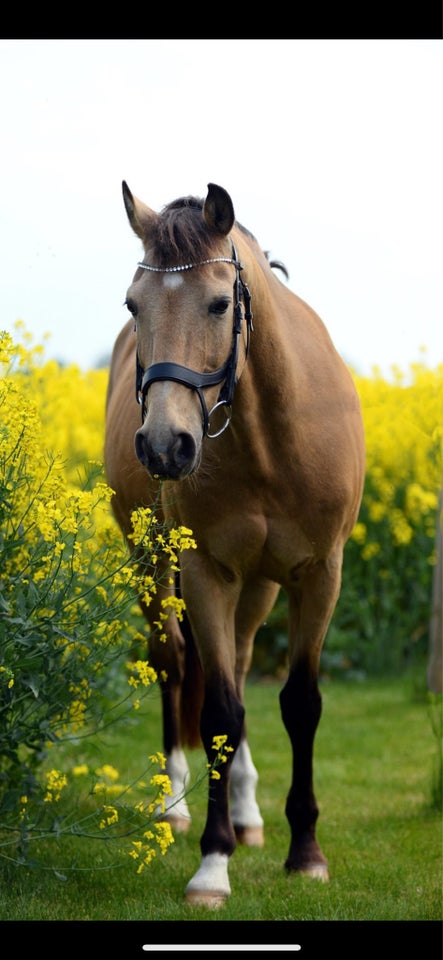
[125,298,138,317]
[209,298,230,317]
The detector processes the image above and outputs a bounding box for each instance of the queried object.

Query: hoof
[300,862,329,882]
[235,825,265,847]
[185,889,227,909]
[285,837,329,881]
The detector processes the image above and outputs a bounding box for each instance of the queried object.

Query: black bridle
[135,243,253,438]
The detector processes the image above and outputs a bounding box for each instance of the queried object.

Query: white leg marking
[230,739,264,829]
[185,853,231,900]
[159,747,191,826]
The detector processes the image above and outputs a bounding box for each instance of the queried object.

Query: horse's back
[265,253,364,516]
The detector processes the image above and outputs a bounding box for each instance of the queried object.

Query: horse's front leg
[184,676,244,906]
[281,555,343,881]
[178,567,244,906]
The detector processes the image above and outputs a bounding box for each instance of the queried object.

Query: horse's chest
[187,501,315,585]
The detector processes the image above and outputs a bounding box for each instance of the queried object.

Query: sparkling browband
[137,257,242,273]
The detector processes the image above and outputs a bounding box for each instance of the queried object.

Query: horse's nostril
[173,432,196,470]
[134,429,149,467]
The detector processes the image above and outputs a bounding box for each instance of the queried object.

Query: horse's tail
[180,607,204,749]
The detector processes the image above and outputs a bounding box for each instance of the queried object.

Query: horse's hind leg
[141,596,194,833]
[230,735,264,847]
[107,487,194,831]
[230,577,280,847]
[280,660,328,878]
[157,676,192,832]
[280,554,343,881]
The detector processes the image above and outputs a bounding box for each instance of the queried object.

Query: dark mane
[153,196,214,266]
[151,196,289,279]
[151,198,261,268]
[236,220,257,243]
[265,252,289,280]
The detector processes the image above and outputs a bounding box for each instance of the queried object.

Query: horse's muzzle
[134,427,199,480]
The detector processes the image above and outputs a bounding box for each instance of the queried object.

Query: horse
[104,181,366,907]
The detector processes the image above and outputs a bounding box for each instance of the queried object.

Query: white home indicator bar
[142,947,301,953]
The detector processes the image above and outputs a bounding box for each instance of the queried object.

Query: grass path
[1,675,441,941]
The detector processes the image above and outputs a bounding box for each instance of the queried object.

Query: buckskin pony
[104,182,365,907]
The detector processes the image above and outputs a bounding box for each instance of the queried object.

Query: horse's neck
[237,281,300,413]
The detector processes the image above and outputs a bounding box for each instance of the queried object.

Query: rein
[135,243,253,438]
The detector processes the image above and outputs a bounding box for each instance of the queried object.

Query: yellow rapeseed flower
[72,765,89,776]
[99,805,119,829]
[95,764,119,782]
[44,769,68,803]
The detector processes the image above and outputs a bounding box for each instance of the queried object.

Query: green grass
[0,675,441,925]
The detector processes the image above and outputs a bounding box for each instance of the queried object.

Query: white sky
[1,39,442,378]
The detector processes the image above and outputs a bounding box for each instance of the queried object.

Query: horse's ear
[203,183,235,236]
[122,181,156,241]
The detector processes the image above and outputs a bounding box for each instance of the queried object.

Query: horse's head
[122,182,252,480]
